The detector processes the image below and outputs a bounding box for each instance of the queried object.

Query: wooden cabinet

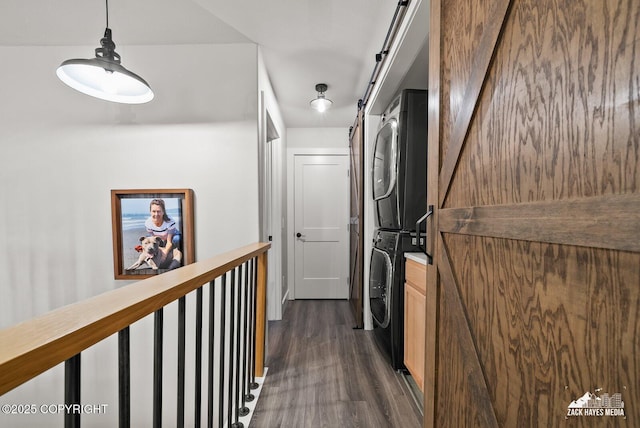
[404,255,426,392]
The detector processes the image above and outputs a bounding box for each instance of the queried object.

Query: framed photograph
[111,189,195,280]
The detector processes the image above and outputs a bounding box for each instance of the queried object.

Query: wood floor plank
[251,300,422,427]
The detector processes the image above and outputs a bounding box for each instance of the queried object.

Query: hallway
[251,300,422,427]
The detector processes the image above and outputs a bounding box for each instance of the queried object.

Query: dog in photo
[127,236,182,271]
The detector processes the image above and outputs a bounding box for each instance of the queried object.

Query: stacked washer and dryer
[369,89,428,370]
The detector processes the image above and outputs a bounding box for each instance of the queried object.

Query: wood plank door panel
[349,111,364,328]
[428,0,640,426]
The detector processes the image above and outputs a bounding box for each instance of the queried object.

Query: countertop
[405,252,427,265]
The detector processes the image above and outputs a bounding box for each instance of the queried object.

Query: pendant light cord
[97,0,118,64]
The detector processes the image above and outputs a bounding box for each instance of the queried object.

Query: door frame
[258,92,284,321]
[286,148,350,300]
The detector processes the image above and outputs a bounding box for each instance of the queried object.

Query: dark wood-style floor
[250,300,423,427]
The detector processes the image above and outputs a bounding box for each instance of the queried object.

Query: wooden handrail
[0,242,270,396]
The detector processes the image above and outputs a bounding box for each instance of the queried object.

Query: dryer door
[369,247,393,328]
[372,118,398,201]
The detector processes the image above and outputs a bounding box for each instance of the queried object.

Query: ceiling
[1,0,402,128]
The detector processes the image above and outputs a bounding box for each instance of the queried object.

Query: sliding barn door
[349,110,364,328]
[426,0,640,426]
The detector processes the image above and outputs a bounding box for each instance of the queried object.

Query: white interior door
[294,155,349,299]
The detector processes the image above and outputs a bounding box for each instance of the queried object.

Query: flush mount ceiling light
[56,0,154,104]
[309,83,333,112]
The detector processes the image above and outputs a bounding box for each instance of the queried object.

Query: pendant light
[56,0,154,104]
[309,83,333,112]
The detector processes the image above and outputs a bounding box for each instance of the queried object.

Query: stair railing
[0,242,270,428]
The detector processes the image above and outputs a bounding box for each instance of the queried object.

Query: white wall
[0,43,262,427]
[2,44,259,126]
[287,127,349,149]
[0,42,261,323]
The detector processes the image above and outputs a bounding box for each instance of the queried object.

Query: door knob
[296,232,302,238]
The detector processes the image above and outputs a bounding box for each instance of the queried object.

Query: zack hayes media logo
[566,388,625,418]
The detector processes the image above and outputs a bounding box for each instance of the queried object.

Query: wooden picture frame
[111,189,195,280]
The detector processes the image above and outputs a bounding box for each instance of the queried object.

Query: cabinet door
[404,280,425,392]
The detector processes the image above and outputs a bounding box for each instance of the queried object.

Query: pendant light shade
[310,83,333,112]
[56,4,154,104]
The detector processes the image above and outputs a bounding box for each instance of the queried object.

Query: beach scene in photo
[120,197,183,273]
